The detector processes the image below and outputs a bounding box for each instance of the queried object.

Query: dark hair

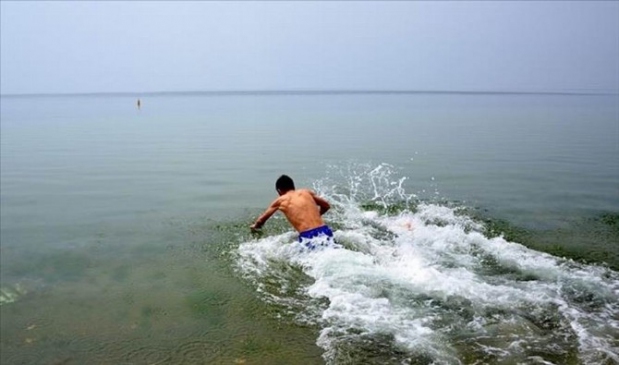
[275,175,295,192]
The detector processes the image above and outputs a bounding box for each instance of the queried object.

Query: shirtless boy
[250,175,335,247]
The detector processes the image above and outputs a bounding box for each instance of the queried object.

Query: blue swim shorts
[298,225,336,250]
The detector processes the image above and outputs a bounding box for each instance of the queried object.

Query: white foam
[235,164,619,364]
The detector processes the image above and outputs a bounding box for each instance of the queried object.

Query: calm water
[1,93,618,364]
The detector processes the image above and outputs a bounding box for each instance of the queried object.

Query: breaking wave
[235,163,619,364]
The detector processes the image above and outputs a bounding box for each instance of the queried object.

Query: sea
[1,91,618,365]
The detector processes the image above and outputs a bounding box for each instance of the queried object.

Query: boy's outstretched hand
[250,222,265,238]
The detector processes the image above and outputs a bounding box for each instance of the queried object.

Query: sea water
[238,164,619,364]
[1,92,617,364]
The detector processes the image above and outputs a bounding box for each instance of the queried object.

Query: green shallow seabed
[0,215,324,365]
[478,211,619,272]
[1,207,618,364]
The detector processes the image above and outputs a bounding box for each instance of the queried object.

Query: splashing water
[235,163,619,364]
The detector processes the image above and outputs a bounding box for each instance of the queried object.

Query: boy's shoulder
[297,188,316,196]
[280,189,314,202]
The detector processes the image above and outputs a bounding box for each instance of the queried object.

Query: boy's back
[251,175,331,235]
[277,189,327,233]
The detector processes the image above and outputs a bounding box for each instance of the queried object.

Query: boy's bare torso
[276,189,325,232]
[251,189,331,233]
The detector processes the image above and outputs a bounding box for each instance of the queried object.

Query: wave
[235,163,619,364]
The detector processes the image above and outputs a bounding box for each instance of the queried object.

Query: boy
[250,175,335,248]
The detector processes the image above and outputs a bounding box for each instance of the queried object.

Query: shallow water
[237,165,619,364]
[1,93,618,364]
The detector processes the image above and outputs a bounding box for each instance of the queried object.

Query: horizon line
[1,89,617,97]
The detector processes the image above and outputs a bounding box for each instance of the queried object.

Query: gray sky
[1,1,618,94]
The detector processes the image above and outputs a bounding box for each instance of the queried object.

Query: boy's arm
[310,191,331,216]
[250,199,281,231]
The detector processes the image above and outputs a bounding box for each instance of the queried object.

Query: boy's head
[275,175,295,195]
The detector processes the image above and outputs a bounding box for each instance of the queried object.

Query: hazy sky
[1,1,618,94]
